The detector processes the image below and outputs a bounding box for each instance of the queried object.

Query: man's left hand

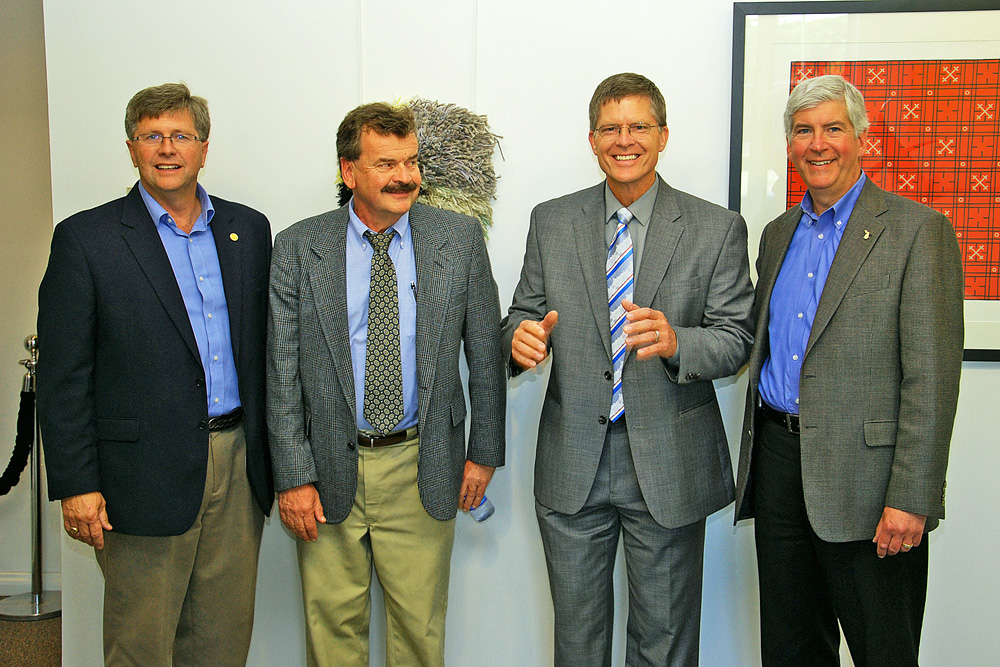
[460,461,495,512]
[873,507,927,558]
[622,299,677,359]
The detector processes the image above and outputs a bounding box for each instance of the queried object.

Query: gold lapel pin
[863,230,870,240]
[230,233,239,241]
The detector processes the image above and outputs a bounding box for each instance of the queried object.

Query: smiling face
[787,99,867,214]
[341,130,421,232]
[588,95,668,207]
[126,109,208,206]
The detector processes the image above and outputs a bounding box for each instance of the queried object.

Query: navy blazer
[37,184,273,536]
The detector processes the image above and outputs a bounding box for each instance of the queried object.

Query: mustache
[382,182,418,194]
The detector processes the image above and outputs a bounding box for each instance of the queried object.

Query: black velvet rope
[0,391,34,496]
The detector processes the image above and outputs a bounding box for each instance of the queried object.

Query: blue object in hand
[470,495,495,522]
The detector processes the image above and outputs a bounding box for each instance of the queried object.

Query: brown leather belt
[357,426,418,448]
[760,404,800,435]
[208,406,244,431]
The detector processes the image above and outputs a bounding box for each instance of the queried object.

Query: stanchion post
[0,335,62,621]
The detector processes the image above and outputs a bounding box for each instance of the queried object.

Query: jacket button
[598,416,607,425]
[347,441,356,450]
[196,378,205,387]
[197,421,207,430]
[604,370,612,380]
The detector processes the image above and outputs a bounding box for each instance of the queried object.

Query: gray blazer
[267,203,506,523]
[734,179,964,542]
[503,176,754,528]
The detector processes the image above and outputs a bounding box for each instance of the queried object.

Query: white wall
[40,1,999,665]
[0,0,61,598]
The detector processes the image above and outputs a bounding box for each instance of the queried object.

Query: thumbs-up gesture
[512,310,559,370]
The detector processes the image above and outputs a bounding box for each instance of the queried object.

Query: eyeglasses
[131,133,203,146]
[592,123,661,140]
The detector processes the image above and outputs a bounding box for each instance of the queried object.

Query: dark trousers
[753,417,928,667]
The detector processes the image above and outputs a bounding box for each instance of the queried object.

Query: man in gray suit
[267,103,505,667]
[734,75,964,666]
[503,73,754,665]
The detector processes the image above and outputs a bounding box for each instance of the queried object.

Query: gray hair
[125,83,210,140]
[589,73,667,130]
[337,103,417,163]
[784,75,869,140]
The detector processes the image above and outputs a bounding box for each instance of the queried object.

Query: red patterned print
[789,61,1000,299]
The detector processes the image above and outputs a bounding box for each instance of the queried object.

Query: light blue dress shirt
[345,199,418,432]
[759,173,867,414]
[138,182,240,417]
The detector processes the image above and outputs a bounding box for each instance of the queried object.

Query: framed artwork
[729,1,1000,360]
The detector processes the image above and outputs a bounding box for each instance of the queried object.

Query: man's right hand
[62,491,112,549]
[278,483,327,542]
[511,310,559,370]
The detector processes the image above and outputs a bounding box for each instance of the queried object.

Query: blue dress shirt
[138,182,240,417]
[345,199,418,432]
[759,173,867,414]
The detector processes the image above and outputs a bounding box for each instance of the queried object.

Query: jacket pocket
[95,417,139,442]
[863,419,897,447]
[451,392,467,426]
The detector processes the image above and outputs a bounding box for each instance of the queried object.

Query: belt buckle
[784,413,800,435]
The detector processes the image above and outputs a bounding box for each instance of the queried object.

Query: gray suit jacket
[267,203,506,523]
[502,176,754,528]
[734,179,964,542]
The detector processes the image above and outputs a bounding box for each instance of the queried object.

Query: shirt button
[214,397,220,403]
[818,233,825,240]
[213,355,219,361]
[797,313,803,319]
[792,354,799,361]
[189,238,194,244]
[807,272,814,278]
[199,276,204,281]
[207,313,213,319]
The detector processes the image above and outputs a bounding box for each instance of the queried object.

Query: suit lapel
[119,186,201,364]
[750,207,800,378]
[411,205,449,424]
[575,186,614,360]
[805,180,887,358]
[634,178,683,310]
[307,211,357,421]
[211,200,243,362]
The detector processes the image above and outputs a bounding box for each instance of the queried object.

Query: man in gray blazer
[267,103,505,667]
[734,75,964,666]
[503,73,754,665]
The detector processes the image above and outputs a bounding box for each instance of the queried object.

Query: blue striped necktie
[607,207,634,423]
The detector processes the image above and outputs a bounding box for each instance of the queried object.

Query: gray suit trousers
[536,420,705,666]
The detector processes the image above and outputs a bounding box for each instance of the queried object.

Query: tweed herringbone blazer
[734,179,964,541]
[267,203,505,523]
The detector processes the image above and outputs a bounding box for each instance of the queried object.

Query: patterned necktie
[607,207,634,423]
[363,229,404,434]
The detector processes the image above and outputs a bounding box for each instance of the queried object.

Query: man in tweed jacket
[735,75,963,666]
[267,103,505,667]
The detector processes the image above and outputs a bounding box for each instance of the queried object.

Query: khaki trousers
[298,435,456,667]
[95,424,264,667]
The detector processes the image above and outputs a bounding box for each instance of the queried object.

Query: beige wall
[0,0,60,593]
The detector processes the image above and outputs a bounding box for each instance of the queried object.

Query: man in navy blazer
[37,83,272,666]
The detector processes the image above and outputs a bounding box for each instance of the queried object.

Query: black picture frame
[730,0,1000,361]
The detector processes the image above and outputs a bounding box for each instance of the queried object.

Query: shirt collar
[604,177,658,226]
[137,181,214,233]
[800,172,867,226]
[347,197,412,248]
